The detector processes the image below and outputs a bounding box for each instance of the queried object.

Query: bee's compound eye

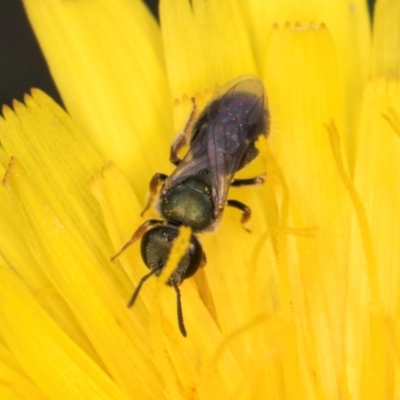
[141,227,171,272]
[140,226,204,282]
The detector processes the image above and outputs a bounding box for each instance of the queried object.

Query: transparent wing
[164,76,266,219]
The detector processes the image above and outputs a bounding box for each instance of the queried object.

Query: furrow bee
[112,75,269,336]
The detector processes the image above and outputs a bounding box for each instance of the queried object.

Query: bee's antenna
[171,280,187,337]
[128,270,187,337]
[111,219,162,262]
[127,269,158,308]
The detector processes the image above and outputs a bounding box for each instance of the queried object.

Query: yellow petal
[243,0,370,163]
[22,0,172,191]
[371,0,400,77]
[345,78,400,398]
[0,267,130,400]
[160,0,257,99]
[0,92,162,397]
[265,24,353,396]
[0,345,47,400]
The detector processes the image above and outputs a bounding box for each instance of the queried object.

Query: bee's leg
[170,97,197,166]
[111,219,163,261]
[170,134,187,166]
[141,173,168,217]
[227,199,251,231]
[231,175,265,187]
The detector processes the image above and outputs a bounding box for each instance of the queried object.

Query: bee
[112,75,269,336]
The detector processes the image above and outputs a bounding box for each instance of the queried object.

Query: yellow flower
[0,0,398,398]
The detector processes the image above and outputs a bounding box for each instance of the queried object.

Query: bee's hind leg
[227,199,251,232]
[170,97,197,166]
[231,175,265,187]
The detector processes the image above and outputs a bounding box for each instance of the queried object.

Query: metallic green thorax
[160,178,213,231]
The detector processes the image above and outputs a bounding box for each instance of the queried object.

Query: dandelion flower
[0,0,398,399]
